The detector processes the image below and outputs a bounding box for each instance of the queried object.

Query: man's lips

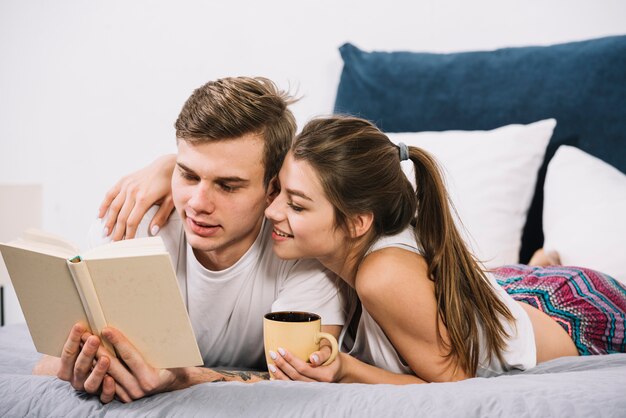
[186,217,221,237]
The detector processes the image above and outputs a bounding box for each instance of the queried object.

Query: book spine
[66,257,116,358]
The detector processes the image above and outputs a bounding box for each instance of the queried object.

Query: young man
[33,77,345,403]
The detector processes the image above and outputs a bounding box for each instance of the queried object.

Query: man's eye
[180,171,198,181]
[220,184,237,192]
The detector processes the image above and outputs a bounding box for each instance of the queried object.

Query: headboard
[333,35,626,263]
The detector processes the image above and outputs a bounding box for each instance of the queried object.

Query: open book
[0,229,202,369]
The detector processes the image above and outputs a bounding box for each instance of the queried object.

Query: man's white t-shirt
[90,207,346,370]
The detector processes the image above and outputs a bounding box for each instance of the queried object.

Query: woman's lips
[272,227,294,240]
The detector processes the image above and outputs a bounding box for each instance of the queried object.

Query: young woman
[102,116,626,384]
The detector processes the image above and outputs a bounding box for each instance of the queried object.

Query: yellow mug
[263,311,338,377]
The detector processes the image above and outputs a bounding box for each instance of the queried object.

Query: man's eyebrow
[176,162,249,184]
[216,176,249,184]
[176,162,195,173]
[286,188,313,201]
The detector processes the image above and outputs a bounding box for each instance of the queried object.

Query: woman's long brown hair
[292,116,514,376]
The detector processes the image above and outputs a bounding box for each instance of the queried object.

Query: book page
[0,245,88,356]
[86,252,202,368]
[4,229,79,260]
[82,236,167,260]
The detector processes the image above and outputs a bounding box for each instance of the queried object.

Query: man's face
[172,134,270,270]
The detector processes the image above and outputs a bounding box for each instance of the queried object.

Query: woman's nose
[265,194,285,221]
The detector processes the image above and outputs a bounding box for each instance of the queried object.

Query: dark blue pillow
[334,36,626,263]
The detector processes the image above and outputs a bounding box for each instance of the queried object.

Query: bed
[1,35,625,417]
[2,323,626,417]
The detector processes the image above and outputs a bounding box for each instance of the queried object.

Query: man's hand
[36,323,123,403]
[101,327,272,401]
[43,323,179,403]
[99,326,184,400]
[37,323,269,404]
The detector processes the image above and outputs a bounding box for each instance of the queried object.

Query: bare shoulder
[354,247,461,381]
[355,247,432,308]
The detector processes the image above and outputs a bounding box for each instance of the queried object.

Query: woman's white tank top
[345,227,536,377]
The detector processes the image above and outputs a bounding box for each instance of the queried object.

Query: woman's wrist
[154,154,177,176]
[336,352,351,383]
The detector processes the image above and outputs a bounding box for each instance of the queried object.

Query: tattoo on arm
[213,370,270,382]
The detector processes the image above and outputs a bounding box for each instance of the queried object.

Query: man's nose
[188,185,216,213]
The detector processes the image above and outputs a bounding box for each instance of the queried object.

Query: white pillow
[543,146,626,285]
[388,119,555,268]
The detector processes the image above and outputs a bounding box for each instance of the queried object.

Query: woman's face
[265,152,348,262]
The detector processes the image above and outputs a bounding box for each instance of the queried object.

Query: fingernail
[268,364,276,373]
[277,347,286,356]
[269,351,277,360]
[311,354,320,365]
[150,225,160,236]
[102,227,109,238]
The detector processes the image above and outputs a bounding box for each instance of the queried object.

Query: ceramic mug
[263,311,338,377]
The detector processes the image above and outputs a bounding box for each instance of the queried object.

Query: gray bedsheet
[1,323,625,417]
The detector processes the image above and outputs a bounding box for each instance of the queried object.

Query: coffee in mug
[263,311,338,377]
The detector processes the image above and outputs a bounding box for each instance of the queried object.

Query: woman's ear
[349,212,374,238]
[266,176,280,205]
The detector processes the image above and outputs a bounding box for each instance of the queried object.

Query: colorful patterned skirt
[492,265,626,355]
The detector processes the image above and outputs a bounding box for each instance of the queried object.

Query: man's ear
[349,212,374,239]
[266,176,280,205]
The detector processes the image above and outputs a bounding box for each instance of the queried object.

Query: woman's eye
[287,202,304,212]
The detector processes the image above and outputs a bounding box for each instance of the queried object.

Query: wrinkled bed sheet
[1,323,625,418]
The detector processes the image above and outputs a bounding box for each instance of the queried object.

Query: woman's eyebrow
[286,188,313,201]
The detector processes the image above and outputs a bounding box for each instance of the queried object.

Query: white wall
[1,0,625,249]
[0,185,40,324]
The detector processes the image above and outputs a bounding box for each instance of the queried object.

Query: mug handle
[314,332,339,366]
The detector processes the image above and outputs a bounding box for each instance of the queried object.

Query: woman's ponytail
[407,146,514,376]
